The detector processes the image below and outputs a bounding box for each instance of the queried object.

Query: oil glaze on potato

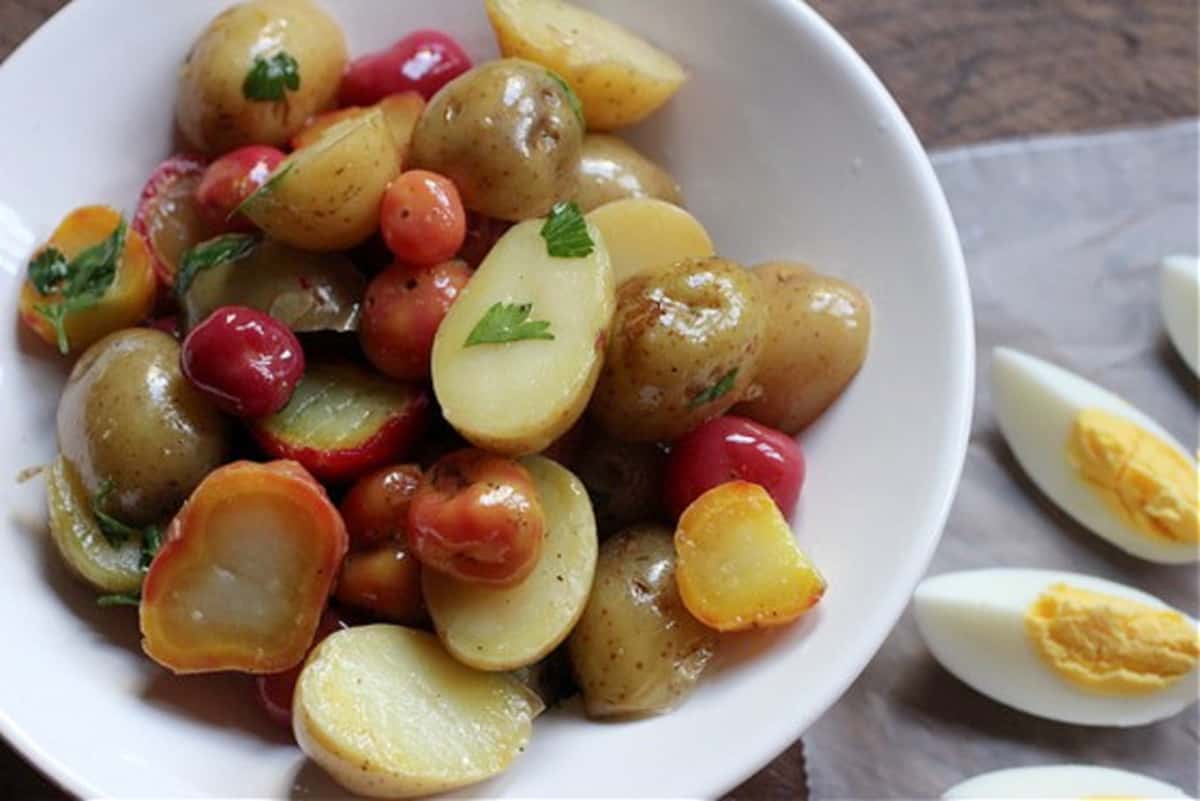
[408,59,583,221]
[294,625,540,798]
[177,0,346,154]
[56,329,229,527]
[242,109,400,251]
[587,198,713,286]
[735,262,872,432]
[575,135,682,212]
[591,257,764,443]
[432,218,614,455]
[567,525,716,718]
[423,456,597,671]
[485,0,686,131]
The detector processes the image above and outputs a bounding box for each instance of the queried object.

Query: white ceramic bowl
[0,1,973,797]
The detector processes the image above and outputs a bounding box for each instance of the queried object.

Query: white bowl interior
[0,0,972,797]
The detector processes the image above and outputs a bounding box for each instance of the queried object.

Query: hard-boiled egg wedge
[914,568,1199,726]
[991,347,1198,564]
[943,764,1189,799]
[1161,254,1198,376]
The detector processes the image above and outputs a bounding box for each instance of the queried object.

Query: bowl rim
[0,0,975,797]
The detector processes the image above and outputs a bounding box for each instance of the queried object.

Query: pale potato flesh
[485,0,686,131]
[432,218,614,455]
[424,456,598,671]
[243,108,400,251]
[294,625,539,798]
[587,198,714,285]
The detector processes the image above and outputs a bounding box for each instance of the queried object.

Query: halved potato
[587,198,714,285]
[485,0,686,130]
[431,217,614,455]
[423,456,597,671]
[294,625,541,798]
[241,108,400,251]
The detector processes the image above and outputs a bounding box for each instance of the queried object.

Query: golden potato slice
[424,456,597,671]
[294,625,541,798]
[587,198,714,285]
[485,0,686,130]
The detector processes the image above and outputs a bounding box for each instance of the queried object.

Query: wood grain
[0,1,1197,799]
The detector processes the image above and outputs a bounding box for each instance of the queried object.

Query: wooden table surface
[1,1,1196,799]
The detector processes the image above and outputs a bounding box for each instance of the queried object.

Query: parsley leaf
[540,202,593,258]
[175,233,259,298]
[464,302,554,347]
[230,161,293,220]
[689,368,739,410]
[243,51,301,101]
[33,303,70,355]
[139,525,165,573]
[97,593,141,608]
[92,478,141,547]
[546,70,584,126]
[27,247,69,294]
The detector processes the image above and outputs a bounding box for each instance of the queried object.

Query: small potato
[422,456,597,670]
[241,109,400,251]
[575,134,682,212]
[177,0,346,154]
[56,329,230,527]
[485,0,686,131]
[408,59,583,221]
[734,262,872,433]
[432,218,614,455]
[573,431,666,535]
[591,257,764,443]
[587,198,713,285]
[567,525,716,718]
[294,625,540,798]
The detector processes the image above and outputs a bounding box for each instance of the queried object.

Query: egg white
[913,568,1199,726]
[991,347,1198,564]
[943,764,1189,799]
[1161,254,1199,377]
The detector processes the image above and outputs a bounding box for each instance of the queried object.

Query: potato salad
[18,0,874,796]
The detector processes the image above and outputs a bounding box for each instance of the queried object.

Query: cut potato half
[294,625,540,798]
[424,456,598,670]
[588,198,714,285]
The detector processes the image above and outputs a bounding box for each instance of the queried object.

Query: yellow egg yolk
[1025,583,1200,695]
[1067,408,1199,544]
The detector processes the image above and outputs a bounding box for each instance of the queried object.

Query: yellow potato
[177,0,346,154]
[432,217,614,455]
[485,0,686,131]
[294,625,540,798]
[587,198,714,285]
[575,134,682,212]
[423,456,597,671]
[241,109,400,251]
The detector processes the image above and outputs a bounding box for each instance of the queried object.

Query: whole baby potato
[591,257,764,442]
[408,58,583,221]
[574,134,682,213]
[177,0,347,154]
[57,329,230,527]
[567,525,716,718]
[734,262,872,433]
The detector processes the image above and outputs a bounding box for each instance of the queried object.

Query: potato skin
[177,0,346,154]
[575,135,681,213]
[734,262,871,433]
[591,257,764,442]
[56,329,230,526]
[567,525,716,718]
[408,59,583,221]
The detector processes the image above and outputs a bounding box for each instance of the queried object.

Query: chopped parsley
[464,302,554,347]
[174,233,259,298]
[242,51,301,101]
[689,368,739,409]
[540,201,593,259]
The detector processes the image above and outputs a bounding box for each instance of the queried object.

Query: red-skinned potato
[250,362,429,483]
[409,449,545,586]
[339,30,472,105]
[380,171,467,266]
[339,464,424,549]
[334,543,427,626]
[140,460,349,674]
[132,154,218,287]
[194,145,286,232]
[255,608,348,728]
[360,260,471,381]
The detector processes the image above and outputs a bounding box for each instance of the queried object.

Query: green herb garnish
[540,201,593,259]
[174,233,259,298]
[139,525,165,573]
[464,302,554,347]
[546,70,584,126]
[29,219,127,354]
[243,51,301,101]
[27,247,69,294]
[92,479,141,547]
[96,593,141,608]
[689,368,739,409]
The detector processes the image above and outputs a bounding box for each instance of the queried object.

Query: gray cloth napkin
[805,120,1200,800]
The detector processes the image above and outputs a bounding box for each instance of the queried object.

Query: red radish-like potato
[193,145,286,232]
[250,362,430,483]
[334,543,428,625]
[339,30,472,106]
[379,171,467,266]
[339,463,424,549]
[255,608,348,728]
[140,460,349,674]
[131,154,216,287]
